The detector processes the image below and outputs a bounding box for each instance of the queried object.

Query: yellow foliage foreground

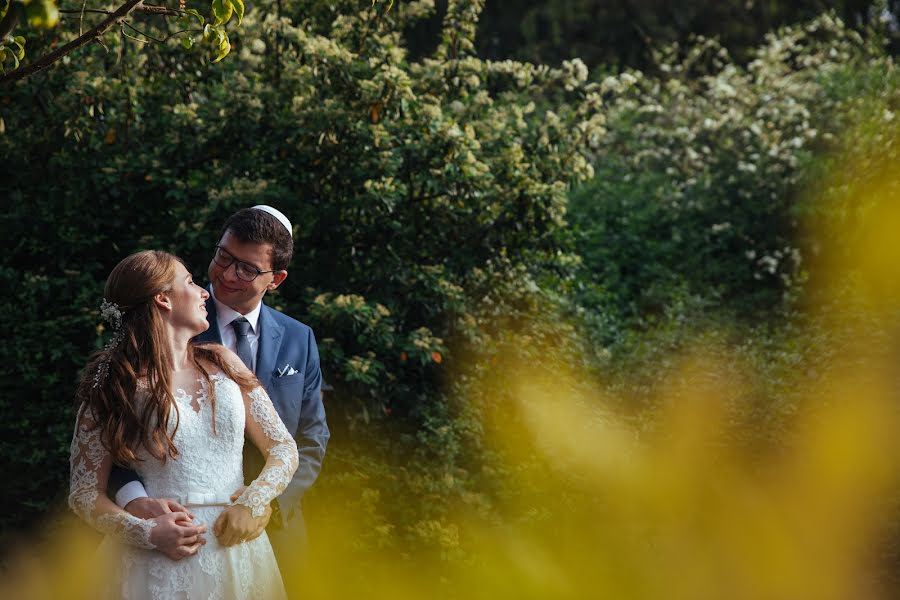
[5,346,899,600]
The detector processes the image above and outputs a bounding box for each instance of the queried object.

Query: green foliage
[0,34,25,72]
[0,0,256,76]
[473,0,897,68]
[571,14,899,335]
[1,0,600,552]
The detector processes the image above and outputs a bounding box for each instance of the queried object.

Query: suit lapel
[255,303,284,392]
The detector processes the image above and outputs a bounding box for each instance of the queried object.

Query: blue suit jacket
[194,296,330,524]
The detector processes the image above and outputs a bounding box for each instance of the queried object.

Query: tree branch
[134,3,182,16]
[60,3,182,17]
[59,8,116,15]
[0,0,144,85]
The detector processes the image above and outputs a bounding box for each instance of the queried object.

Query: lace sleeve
[233,386,300,518]
[68,404,157,548]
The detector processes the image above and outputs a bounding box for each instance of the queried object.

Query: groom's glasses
[213,246,278,282]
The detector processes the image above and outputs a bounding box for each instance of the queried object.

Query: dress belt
[174,491,232,506]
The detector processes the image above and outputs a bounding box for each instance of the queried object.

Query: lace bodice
[69,372,299,546]
[134,374,245,504]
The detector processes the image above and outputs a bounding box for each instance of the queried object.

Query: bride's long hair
[75,250,256,465]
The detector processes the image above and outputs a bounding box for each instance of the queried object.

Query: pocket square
[276,364,298,377]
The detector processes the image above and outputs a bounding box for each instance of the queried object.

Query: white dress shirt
[114,289,265,509]
[211,289,263,372]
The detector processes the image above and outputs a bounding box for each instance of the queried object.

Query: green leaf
[182,8,206,27]
[212,32,230,63]
[202,23,218,43]
[229,0,243,26]
[13,36,24,60]
[25,0,59,28]
[201,24,230,62]
[184,8,204,26]
[181,36,194,50]
[211,0,232,26]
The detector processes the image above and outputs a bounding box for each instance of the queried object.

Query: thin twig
[121,26,150,43]
[122,20,197,43]
[79,0,87,36]
[122,21,156,44]
[157,27,199,42]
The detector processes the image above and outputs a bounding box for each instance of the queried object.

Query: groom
[109,205,329,571]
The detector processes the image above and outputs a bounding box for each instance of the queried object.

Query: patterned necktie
[231,317,253,370]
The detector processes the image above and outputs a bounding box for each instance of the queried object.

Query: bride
[68,250,298,599]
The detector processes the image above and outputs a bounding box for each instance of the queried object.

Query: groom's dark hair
[221,208,294,271]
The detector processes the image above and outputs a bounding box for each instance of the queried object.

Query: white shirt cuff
[115,481,149,509]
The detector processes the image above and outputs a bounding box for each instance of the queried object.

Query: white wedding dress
[69,372,299,600]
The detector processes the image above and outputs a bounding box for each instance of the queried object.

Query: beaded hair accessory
[93,298,125,388]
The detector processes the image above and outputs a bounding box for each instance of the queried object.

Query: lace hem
[97,513,158,549]
[69,404,157,549]
[233,386,299,518]
[232,448,295,517]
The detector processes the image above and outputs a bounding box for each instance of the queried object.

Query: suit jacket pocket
[271,371,304,389]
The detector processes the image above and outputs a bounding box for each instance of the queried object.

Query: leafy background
[1,0,899,596]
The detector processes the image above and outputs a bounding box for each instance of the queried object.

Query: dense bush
[570,14,899,337]
[1,0,604,544]
[474,0,899,68]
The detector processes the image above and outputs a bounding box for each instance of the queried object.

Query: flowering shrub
[572,14,899,329]
[1,0,602,548]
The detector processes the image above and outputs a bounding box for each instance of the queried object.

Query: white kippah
[251,205,293,238]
